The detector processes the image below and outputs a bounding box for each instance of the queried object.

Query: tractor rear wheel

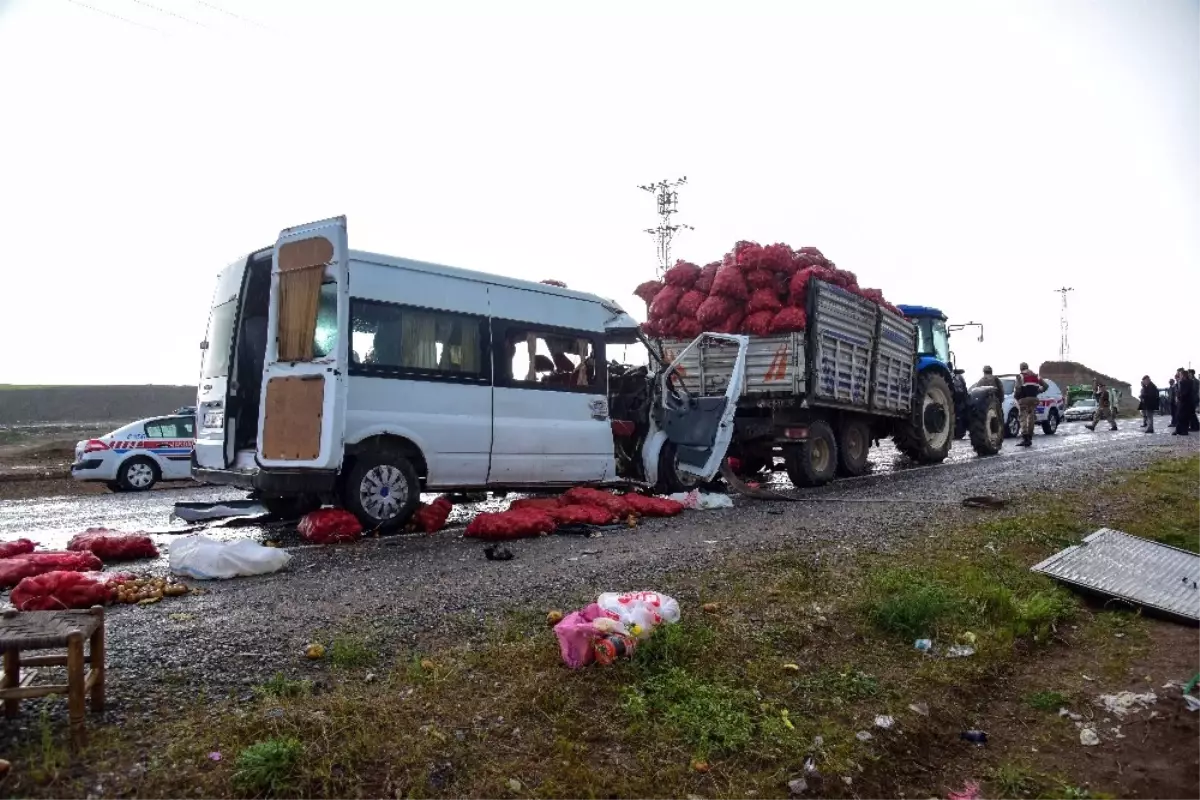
[894,371,954,464]
[968,391,1004,456]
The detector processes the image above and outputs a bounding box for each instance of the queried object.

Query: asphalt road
[0,415,1194,738]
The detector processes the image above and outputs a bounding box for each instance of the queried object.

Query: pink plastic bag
[553,603,608,669]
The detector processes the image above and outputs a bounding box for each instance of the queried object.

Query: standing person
[1167,378,1177,428]
[1185,369,1195,431]
[1014,362,1047,447]
[1139,375,1159,434]
[1174,368,1193,437]
[1085,382,1119,432]
[973,365,1003,394]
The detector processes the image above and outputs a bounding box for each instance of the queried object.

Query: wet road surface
[0,416,1193,735]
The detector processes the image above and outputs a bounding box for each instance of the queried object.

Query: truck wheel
[835,419,871,477]
[1041,409,1059,435]
[1005,409,1020,438]
[894,372,954,464]
[655,441,704,494]
[341,451,421,533]
[785,420,838,487]
[969,391,1004,456]
[117,457,159,492]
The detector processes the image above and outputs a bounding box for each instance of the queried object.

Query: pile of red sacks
[0,538,37,559]
[68,528,160,561]
[9,570,114,611]
[464,489,686,542]
[0,551,103,589]
[410,496,454,534]
[634,241,902,339]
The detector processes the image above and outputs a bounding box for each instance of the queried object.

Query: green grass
[327,635,377,669]
[5,455,1196,800]
[233,737,303,795]
[254,672,312,698]
[1025,690,1070,712]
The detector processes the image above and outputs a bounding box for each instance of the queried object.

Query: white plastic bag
[169,535,291,580]
[665,490,733,510]
[596,591,681,639]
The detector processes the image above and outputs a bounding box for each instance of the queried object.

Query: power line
[129,0,208,26]
[63,0,163,32]
[194,0,267,28]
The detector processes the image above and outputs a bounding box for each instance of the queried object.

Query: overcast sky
[0,0,1195,388]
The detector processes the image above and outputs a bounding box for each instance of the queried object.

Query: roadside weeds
[3,456,1197,799]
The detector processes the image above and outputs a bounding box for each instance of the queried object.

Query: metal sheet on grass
[1031,528,1200,621]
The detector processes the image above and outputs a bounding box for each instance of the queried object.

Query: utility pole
[638,177,693,277]
[1054,287,1074,361]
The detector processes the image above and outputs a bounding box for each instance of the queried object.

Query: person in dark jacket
[1139,376,1159,433]
[1174,368,1195,437]
[1190,370,1200,432]
[1168,378,1177,428]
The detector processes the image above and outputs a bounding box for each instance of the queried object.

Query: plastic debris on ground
[909,702,930,716]
[554,591,681,668]
[298,509,363,544]
[959,730,987,745]
[914,638,933,652]
[1183,695,1200,712]
[874,714,895,729]
[667,489,734,510]
[173,500,268,523]
[169,535,292,580]
[0,551,103,589]
[483,544,514,561]
[409,496,454,534]
[0,539,37,559]
[947,780,982,800]
[1079,728,1100,746]
[1097,691,1157,717]
[67,528,159,561]
[787,777,808,796]
[945,644,976,658]
[855,730,873,742]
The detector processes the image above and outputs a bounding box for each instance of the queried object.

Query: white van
[193,216,747,529]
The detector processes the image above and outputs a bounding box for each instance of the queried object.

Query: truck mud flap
[718,460,799,502]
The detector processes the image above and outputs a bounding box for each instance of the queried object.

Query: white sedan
[71,415,196,492]
[1064,398,1099,422]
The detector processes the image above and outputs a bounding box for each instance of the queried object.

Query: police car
[997,375,1066,437]
[71,414,196,492]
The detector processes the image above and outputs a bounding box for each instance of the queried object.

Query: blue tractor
[894,305,1004,459]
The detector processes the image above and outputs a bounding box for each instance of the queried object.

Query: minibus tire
[655,441,704,495]
[342,451,421,533]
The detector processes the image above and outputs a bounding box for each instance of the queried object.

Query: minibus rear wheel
[342,450,421,533]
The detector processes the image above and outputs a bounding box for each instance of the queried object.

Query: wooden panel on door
[261,375,325,460]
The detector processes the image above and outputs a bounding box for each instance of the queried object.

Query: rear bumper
[191,466,338,495]
[71,459,116,480]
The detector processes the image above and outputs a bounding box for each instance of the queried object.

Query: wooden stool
[0,606,105,748]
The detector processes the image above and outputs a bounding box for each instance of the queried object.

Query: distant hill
[0,385,195,425]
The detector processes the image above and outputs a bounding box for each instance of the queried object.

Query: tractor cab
[896,305,953,373]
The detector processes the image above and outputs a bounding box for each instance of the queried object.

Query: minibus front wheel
[341,449,421,533]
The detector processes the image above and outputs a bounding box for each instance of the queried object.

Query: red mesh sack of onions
[10,571,111,611]
[664,260,701,288]
[640,319,661,338]
[465,509,557,540]
[770,307,808,333]
[657,315,683,338]
[0,551,103,590]
[410,496,453,534]
[694,262,720,293]
[797,246,825,258]
[733,241,764,272]
[509,497,563,512]
[562,487,635,518]
[0,538,37,559]
[676,289,707,319]
[634,280,664,305]
[676,317,703,338]
[298,509,363,543]
[696,295,735,328]
[761,243,796,273]
[744,269,776,290]
[548,504,617,526]
[649,284,684,319]
[747,288,783,313]
[742,310,775,336]
[788,267,817,301]
[714,310,746,334]
[622,494,685,517]
[68,528,159,561]
[710,266,749,301]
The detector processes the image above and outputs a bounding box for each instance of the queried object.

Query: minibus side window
[502,328,603,393]
[348,299,488,380]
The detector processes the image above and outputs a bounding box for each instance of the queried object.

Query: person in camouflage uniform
[1014,362,1047,447]
[972,365,1003,394]
[1085,382,1119,431]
